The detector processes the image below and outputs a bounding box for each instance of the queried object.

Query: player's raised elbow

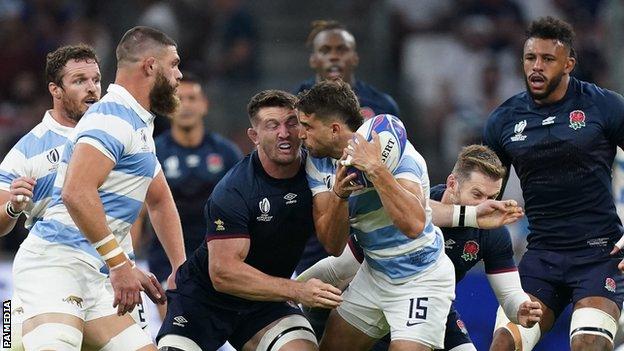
[61,186,81,211]
[398,220,425,239]
[209,261,235,293]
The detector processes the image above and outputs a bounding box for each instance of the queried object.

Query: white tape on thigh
[99,323,152,351]
[22,323,82,351]
[494,306,540,351]
[256,314,317,351]
[157,334,203,351]
[570,307,617,344]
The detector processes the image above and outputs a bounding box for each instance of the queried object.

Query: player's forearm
[487,271,531,324]
[0,207,19,236]
[315,194,351,256]
[147,196,186,268]
[366,165,425,238]
[211,259,302,302]
[296,245,360,287]
[429,200,454,227]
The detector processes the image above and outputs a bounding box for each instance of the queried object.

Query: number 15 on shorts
[407,297,428,326]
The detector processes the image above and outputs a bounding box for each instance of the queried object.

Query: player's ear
[143,57,157,77]
[447,174,457,191]
[331,122,341,136]
[352,51,360,67]
[247,127,258,145]
[309,53,318,70]
[564,56,576,74]
[49,82,61,100]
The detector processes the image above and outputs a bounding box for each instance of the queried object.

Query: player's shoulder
[154,130,173,147]
[429,184,446,202]
[576,78,624,109]
[213,153,254,192]
[305,154,335,178]
[81,94,143,130]
[355,81,398,108]
[205,132,242,153]
[489,92,526,121]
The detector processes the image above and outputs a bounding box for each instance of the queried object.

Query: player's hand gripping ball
[342,114,407,187]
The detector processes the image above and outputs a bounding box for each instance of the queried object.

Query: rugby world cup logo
[461,241,479,261]
[569,110,586,130]
[256,198,273,222]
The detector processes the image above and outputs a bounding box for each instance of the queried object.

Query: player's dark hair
[452,145,506,182]
[116,26,177,65]
[46,44,99,87]
[296,79,363,132]
[247,90,297,125]
[306,20,354,48]
[526,16,576,58]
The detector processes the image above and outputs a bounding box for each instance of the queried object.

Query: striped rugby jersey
[25,84,160,269]
[306,141,444,283]
[0,111,72,229]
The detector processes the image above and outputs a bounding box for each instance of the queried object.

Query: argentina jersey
[0,111,71,229]
[306,141,444,283]
[26,84,160,268]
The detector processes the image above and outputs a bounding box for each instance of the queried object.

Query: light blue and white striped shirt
[26,84,160,269]
[0,111,71,229]
[306,141,444,283]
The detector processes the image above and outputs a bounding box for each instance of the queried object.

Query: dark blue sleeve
[222,139,243,169]
[602,90,624,148]
[205,184,249,240]
[482,227,517,274]
[483,109,511,168]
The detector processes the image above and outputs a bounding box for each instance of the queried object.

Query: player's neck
[49,108,78,128]
[258,150,301,179]
[533,75,570,106]
[114,72,151,112]
[440,190,453,205]
[172,123,204,148]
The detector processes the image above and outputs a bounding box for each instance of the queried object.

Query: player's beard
[61,92,93,123]
[150,70,180,116]
[525,71,564,102]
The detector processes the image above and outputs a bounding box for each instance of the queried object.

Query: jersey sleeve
[0,147,27,192]
[306,156,331,195]
[74,113,133,164]
[483,109,511,168]
[393,143,425,184]
[602,91,624,148]
[205,184,250,240]
[482,226,517,274]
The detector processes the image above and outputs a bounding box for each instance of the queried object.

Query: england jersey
[484,77,624,250]
[0,112,71,229]
[306,141,444,283]
[25,84,160,269]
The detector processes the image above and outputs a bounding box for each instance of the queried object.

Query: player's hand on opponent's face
[517,300,542,328]
[9,176,36,212]
[109,260,144,315]
[334,151,364,197]
[133,267,167,305]
[296,278,343,309]
[476,199,524,229]
[345,132,384,175]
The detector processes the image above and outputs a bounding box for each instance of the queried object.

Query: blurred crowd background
[2,1,624,349]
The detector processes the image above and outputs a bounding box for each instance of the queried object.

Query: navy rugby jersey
[349,184,516,283]
[148,130,241,258]
[180,150,313,311]
[484,77,624,251]
[294,78,400,274]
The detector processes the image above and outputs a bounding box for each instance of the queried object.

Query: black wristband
[5,202,22,219]
[333,188,349,200]
[458,205,466,227]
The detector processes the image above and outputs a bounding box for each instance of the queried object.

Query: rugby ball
[344,114,407,187]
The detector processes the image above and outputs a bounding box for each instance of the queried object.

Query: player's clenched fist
[517,300,542,328]
[9,176,36,212]
[295,278,343,309]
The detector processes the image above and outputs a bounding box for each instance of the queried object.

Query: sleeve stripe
[77,130,125,162]
[206,234,250,242]
[485,266,518,274]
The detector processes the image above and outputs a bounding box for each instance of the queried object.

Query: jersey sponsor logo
[569,110,586,130]
[46,148,60,164]
[284,193,298,204]
[461,240,479,261]
[207,153,224,173]
[62,295,83,308]
[173,315,188,327]
[510,120,527,142]
[214,219,225,231]
[186,154,200,168]
[444,239,456,250]
[542,116,556,126]
[605,277,617,293]
[257,198,273,222]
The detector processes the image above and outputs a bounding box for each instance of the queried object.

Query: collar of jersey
[42,110,74,137]
[106,83,155,125]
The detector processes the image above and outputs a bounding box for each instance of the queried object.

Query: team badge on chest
[569,110,586,130]
[461,240,479,261]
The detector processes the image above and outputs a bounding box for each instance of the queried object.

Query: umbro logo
[542,116,556,126]
[173,315,188,327]
[284,193,297,204]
